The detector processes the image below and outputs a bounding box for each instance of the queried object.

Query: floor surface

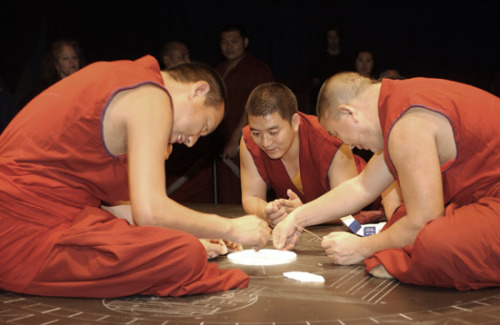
[1,204,499,324]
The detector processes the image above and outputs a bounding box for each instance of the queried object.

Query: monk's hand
[277,189,303,214]
[272,214,302,251]
[200,239,228,259]
[229,215,272,249]
[223,240,243,252]
[321,232,365,265]
[265,200,287,227]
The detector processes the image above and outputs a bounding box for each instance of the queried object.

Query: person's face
[355,52,374,77]
[164,44,190,68]
[320,109,377,153]
[326,30,340,50]
[220,30,248,61]
[248,112,299,160]
[170,95,224,148]
[55,45,80,79]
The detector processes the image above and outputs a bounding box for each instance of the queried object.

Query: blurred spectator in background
[214,23,274,204]
[162,40,216,204]
[160,40,190,70]
[354,48,377,79]
[309,25,352,113]
[17,38,85,110]
[352,48,378,162]
[42,38,85,87]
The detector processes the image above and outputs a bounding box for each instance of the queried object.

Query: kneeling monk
[0,55,271,298]
[273,72,499,290]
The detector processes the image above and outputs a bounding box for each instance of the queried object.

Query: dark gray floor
[1,204,500,324]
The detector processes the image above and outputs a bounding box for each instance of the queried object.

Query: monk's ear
[338,104,358,121]
[338,104,354,115]
[190,81,210,99]
[291,113,300,132]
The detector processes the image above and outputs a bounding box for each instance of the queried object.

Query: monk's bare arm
[380,181,403,219]
[240,138,271,219]
[110,85,269,245]
[357,108,448,256]
[291,152,394,226]
[272,152,394,249]
[327,143,360,188]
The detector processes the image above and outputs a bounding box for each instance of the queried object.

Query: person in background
[160,40,191,70]
[351,48,379,162]
[354,48,376,79]
[42,38,85,87]
[17,38,86,110]
[160,40,216,204]
[309,25,352,113]
[273,71,499,290]
[214,23,274,204]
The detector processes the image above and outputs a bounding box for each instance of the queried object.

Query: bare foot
[369,264,394,279]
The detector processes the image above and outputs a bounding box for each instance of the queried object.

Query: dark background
[2,0,499,107]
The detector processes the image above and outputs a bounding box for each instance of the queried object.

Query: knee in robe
[167,233,207,272]
[413,221,458,263]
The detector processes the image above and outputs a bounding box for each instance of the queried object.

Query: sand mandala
[227,249,297,265]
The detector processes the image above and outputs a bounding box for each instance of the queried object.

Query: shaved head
[316,72,375,121]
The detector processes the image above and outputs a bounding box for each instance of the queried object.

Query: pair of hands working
[265,189,368,265]
[200,188,367,265]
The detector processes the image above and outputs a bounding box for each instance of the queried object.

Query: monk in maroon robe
[214,23,274,204]
[273,72,499,290]
[240,82,396,227]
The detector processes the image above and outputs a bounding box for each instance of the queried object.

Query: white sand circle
[227,249,297,266]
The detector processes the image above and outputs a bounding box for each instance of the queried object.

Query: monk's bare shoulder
[103,85,171,156]
[388,107,456,165]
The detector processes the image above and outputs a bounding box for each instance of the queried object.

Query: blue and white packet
[341,215,386,237]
